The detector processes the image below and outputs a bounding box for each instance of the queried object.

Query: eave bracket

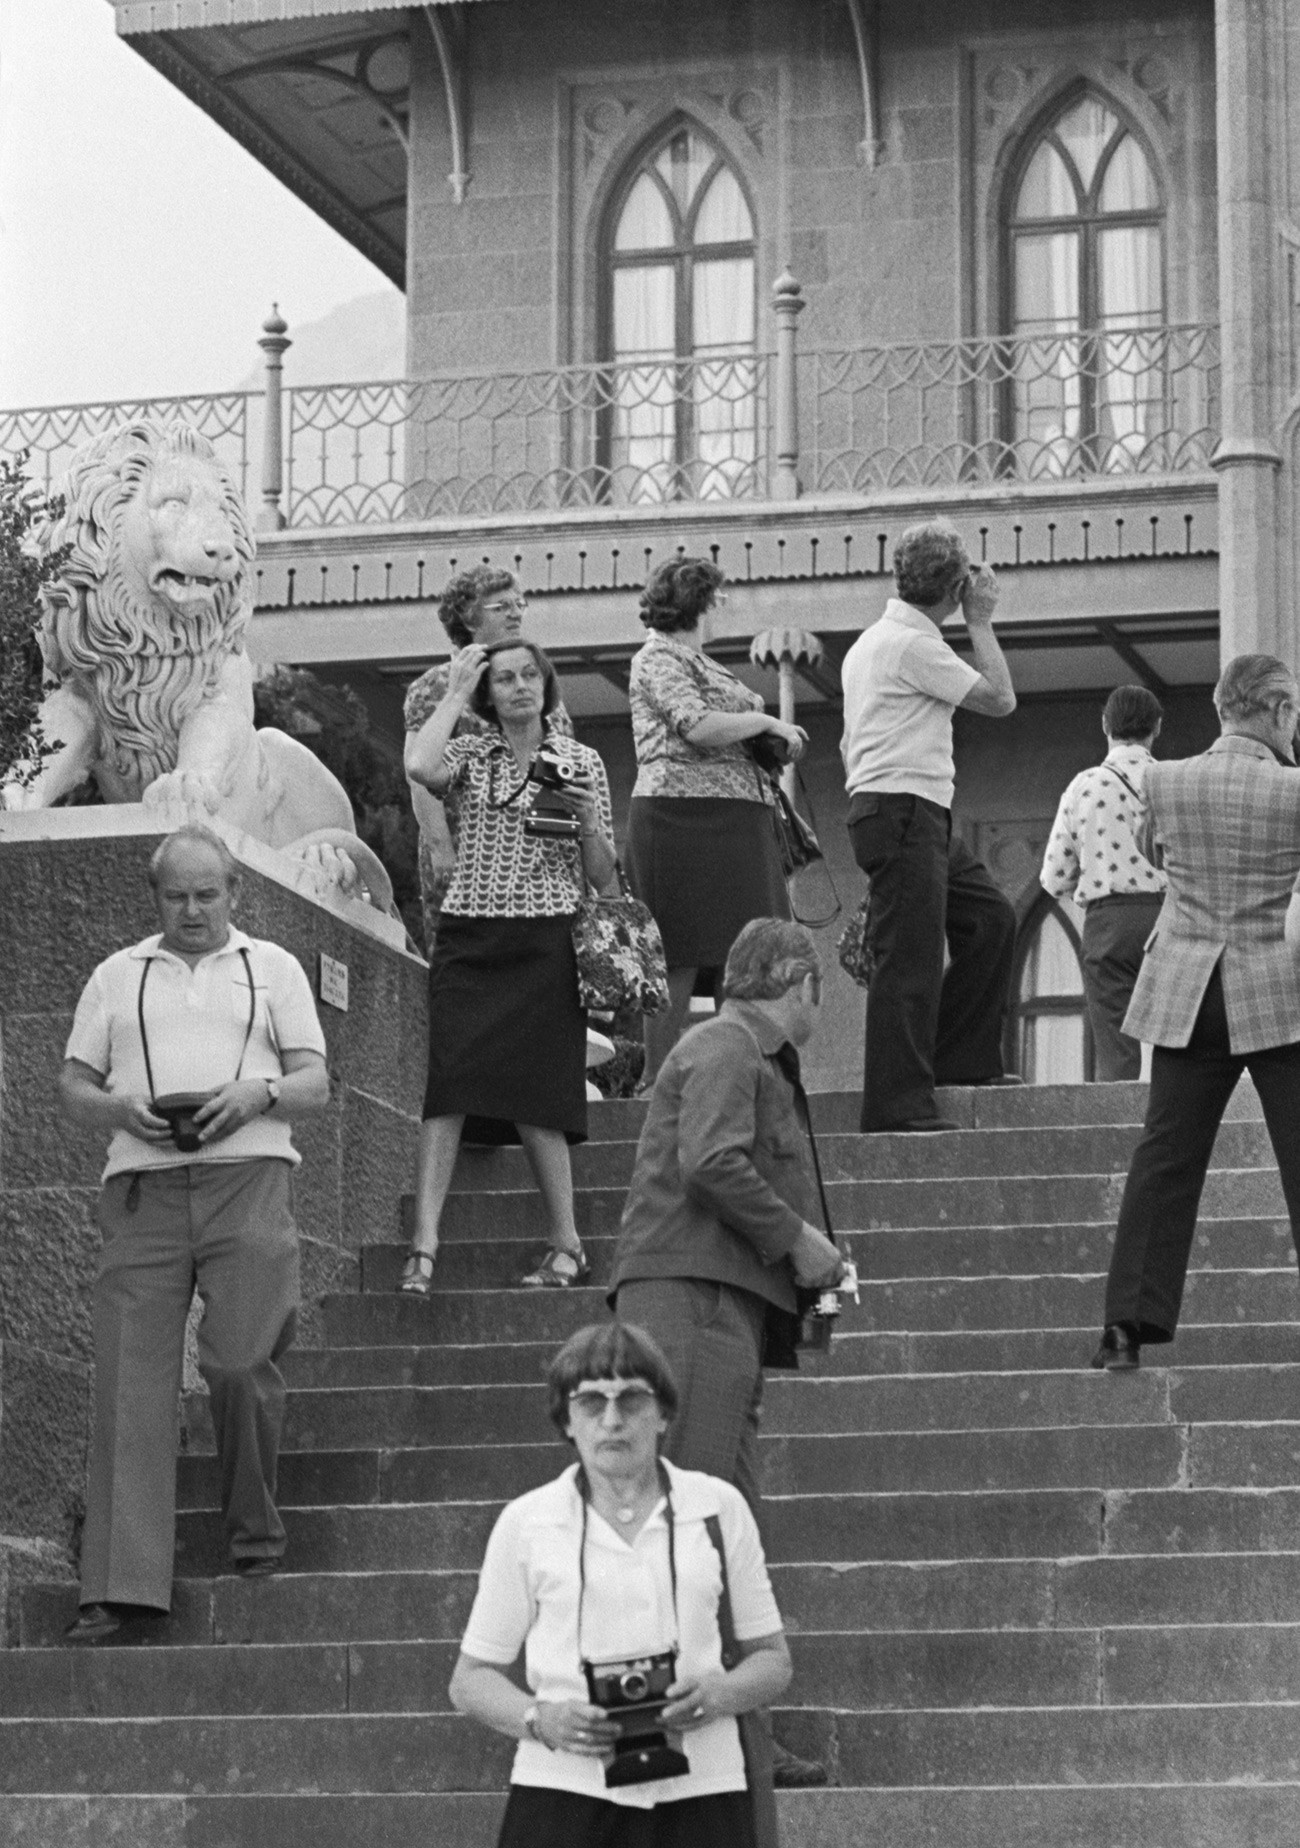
[845,0,883,170]
[423,3,470,205]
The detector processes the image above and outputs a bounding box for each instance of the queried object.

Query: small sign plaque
[319,953,349,1012]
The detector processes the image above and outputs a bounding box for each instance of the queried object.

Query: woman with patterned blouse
[402,641,618,1291]
[626,559,807,1081]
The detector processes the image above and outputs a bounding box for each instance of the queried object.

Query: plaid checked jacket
[1123,734,1300,1052]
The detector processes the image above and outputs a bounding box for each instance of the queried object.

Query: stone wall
[405,0,1216,373]
[0,810,426,1622]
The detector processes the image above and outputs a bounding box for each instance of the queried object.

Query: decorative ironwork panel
[806,324,1219,492]
[0,395,253,499]
[284,355,769,524]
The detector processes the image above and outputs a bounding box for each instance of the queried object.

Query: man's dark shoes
[233,1555,283,1579]
[772,1740,830,1787]
[1091,1323,1140,1371]
[870,1116,960,1134]
[64,1603,122,1644]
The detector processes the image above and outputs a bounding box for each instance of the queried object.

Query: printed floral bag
[572,867,670,1016]
[838,885,874,988]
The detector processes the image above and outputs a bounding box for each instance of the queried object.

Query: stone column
[1212,0,1292,660]
[770,271,806,500]
[257,306,292,533]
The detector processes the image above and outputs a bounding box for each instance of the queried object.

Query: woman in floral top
[403,640,617,1291]
[625,558,806,1080]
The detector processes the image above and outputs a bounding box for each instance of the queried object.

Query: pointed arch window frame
[597,118,760,504]
[1007,891,1095,1084]
[1000,86,1167,473]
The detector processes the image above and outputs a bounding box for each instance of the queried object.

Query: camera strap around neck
[136,946,257,1105]
[575,1461,679,1666]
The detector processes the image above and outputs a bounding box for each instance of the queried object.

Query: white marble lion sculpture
[2,419,392,909]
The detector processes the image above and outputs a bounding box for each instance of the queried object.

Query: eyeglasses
[568,1381,660,1419]
[476,594,527,617]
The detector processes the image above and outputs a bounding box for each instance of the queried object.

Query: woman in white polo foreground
[449,1322,792,1847]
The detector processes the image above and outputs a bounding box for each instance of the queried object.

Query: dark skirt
[497,1784,756,1848]
[625,796,790,970]
[423,913,587,1144]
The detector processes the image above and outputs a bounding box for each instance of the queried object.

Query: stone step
[183,1362,1300,1454]
[25,1547,1300,1649]
[9,1785,1299,1848]
[4,1698,1300,1795]
[6,1623,1297,1723]
[442,1119,1278,1200]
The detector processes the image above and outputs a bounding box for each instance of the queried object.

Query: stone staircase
[4,1079,1300,1846]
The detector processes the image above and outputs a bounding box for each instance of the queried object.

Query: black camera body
[583,1648,690,1787]
[746,733,790,778]
[152,1091,215,1153]
[523,746,583,839]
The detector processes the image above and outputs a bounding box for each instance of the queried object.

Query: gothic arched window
[1011,896,1091,1083]
[602,123,758,502]
[1006,91,1164,471]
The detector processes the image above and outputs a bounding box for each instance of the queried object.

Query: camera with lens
[523,746,583,840]
[583,1648,690,1787]
[745,733,790,778]
[151,1091,216,1153]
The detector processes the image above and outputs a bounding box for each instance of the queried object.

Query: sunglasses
[568,1381,660,1419]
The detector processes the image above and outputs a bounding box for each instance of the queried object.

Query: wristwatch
[262,1076,281,1112]
[522,1704,549,1748]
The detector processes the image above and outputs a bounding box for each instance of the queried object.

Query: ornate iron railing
[1,321,1219,526]
[284,354,769,523]
[806,323,1220,492]
[0,393,254,500]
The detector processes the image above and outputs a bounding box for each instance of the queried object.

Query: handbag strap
[775,1043,835,1237]
[703,1513,741,1671]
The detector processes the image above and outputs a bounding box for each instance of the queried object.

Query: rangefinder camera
[151,1091,215,1154]
[583,1648,689,1788]
[528,747,578,792]
[523,746,583,839]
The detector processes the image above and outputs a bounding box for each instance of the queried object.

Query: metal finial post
[257,305,291,532]
[770,270,806,500]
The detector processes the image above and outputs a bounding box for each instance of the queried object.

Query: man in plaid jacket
[1093,654,1300,1370]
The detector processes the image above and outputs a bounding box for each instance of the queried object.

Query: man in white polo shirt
[59,823,330,1642]
[841,520,1019,1133]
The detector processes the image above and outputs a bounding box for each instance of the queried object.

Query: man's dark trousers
[849,792,1016,1131]
[1080,892,1163,1081]
[1105,964,1300,1341]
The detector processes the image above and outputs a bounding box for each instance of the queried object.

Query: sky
[0,0,400,408]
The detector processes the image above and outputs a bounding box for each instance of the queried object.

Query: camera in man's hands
[583,1648,690,1786]
[151,1091,215,1153]
[523,746,584,840]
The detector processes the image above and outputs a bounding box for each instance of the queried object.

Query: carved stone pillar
[770,271,805,501]
[257,306,291,533]
[1212,0,1297,660]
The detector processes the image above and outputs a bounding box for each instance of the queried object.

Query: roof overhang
[108,1,499,285]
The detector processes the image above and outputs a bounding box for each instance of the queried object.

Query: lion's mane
[36,420,254,793]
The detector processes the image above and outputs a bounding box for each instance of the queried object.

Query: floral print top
[629,630,773,804]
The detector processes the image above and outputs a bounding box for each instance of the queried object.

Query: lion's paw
[142,769,225,813]
[293,841,363,898]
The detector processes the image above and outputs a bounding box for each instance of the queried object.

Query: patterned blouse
[404,661,574,939]
[629,630,774,805]
[437,724,613,919]
[1040,743,1167,908]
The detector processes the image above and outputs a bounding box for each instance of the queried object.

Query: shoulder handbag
[751,761,842,928]
[703,1513,780,1848]
[570,864,670,1016]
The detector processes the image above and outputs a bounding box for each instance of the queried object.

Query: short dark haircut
[438,565,518,648]
[148,823,240,891]
[470,639,562,728]
[638,557,724,633]
[723,918,821,1001]
[1215,653,1299,724]
[893,521,970,609]
[1103,684,1163,741]
[545,1323,680,1437]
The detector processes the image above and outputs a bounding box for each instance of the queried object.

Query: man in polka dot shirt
[1040,685,1167,1080]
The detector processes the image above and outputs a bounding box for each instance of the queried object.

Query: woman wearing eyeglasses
[450,1322,792,1848]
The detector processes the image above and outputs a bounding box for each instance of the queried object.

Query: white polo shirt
[460,1460,783,1810]
[65,928,326,1181]
[840,598,981,809]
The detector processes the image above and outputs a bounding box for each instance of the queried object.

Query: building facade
[9,0,1299,1085]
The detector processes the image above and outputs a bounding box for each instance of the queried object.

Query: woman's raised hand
[446,644,489,704]
[767,719,809,763]
[530,1699,620,1756]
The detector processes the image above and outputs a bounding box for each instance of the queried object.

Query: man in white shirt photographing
[59,823,329,1642]
[840,520,1019,1133]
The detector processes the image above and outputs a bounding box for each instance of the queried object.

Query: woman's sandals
[520,1246,591,1288]
[397,1249,436,1296]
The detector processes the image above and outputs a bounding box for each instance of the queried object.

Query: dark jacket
[609,1002,819,1314]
